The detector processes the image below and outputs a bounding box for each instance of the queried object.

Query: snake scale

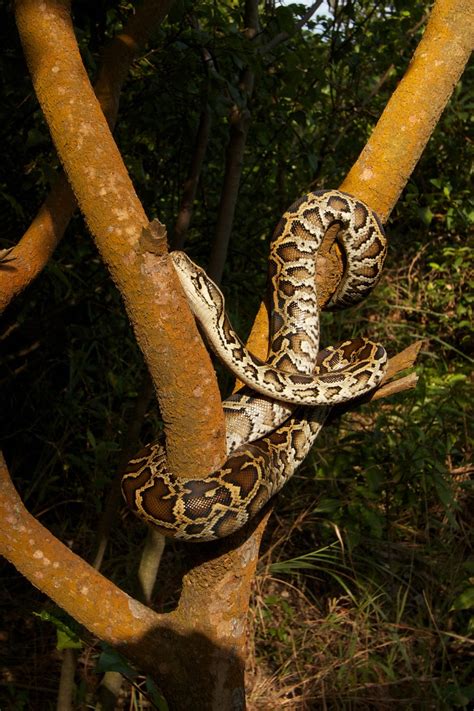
[122,190,388,541]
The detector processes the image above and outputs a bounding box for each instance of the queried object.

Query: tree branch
[172,105,212,250]
[340,0,474,221]
[259,0,324,55]
[0,452,164,659]
[0,0,174,314]
[246,0,473,351]
[207,0,259,283]
[14,0,227,477]
[0,449,265,707]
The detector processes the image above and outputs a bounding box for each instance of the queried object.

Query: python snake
[122,190,388,541]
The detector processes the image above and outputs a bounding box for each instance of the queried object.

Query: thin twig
[259,0,324,55]
[207,0,260,284]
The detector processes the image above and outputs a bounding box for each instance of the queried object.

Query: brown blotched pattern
[122,191,388,540]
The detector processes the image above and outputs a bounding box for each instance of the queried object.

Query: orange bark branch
[0,0,174,314]
[0,173,74,313]
[340,0,474,221]
[0,450,263,706]
[224,0,467,685]
[247,0,473,356]
[14,0,227,477]
[0,452,164,657]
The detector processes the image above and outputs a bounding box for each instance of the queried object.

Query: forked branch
[0,0,174,314]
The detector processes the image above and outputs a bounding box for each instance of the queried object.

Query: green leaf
[418,206,434,225]
[146,678,170,711]
[97,647,138,679]
[274,5,296,33]
[313,498,341,514]
[33,610,82,651]
[451,587,474,611]
[56,628,82,651]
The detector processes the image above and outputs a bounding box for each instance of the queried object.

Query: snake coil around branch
[122,190,388,541]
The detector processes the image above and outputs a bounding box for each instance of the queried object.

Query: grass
[247,483,473,709]
[244,235,473,710]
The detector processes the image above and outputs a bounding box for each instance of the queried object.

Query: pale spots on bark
[231,617,246,639]
[83,166,97,180]
[112,206,132,222]
[341,0,473,221]
[75,122,95,150]
[361,168,375,181]
[127,597,151,620]
[240,536,259,567]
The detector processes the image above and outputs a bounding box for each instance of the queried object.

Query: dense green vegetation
[1,0,472,708]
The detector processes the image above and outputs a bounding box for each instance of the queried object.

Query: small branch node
[139,219,169,257]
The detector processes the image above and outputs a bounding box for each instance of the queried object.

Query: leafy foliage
[0,0,472,708]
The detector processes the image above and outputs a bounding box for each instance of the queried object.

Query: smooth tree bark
[246,0,474,352]
[340,0,473,222]
[14,0,227,478]
[1,0,473,708]
[0,0,175,314]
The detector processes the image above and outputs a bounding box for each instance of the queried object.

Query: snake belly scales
[122,190,388,541]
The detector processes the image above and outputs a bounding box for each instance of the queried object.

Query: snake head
[171,250,225,320]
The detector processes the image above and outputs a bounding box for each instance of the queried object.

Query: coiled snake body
[122,190,388,541]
